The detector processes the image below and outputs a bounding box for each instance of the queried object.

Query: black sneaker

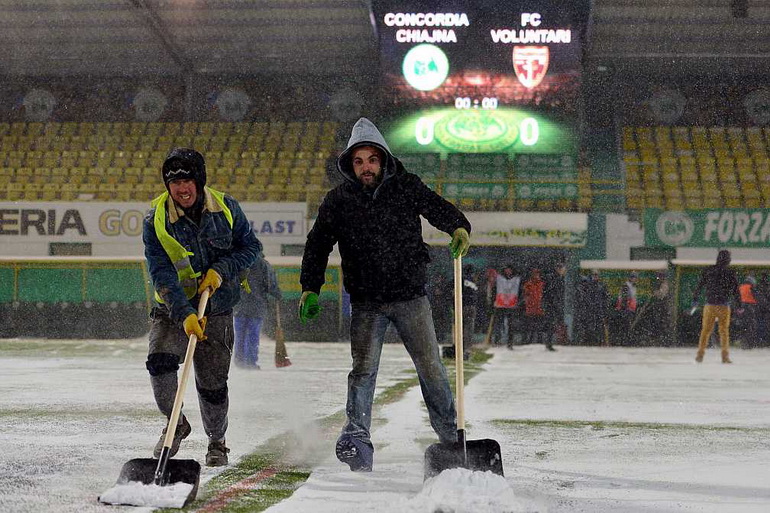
[206,439,230,467]
[153,415,192,458]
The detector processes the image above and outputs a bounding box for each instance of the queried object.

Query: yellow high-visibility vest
[151,187,233,303]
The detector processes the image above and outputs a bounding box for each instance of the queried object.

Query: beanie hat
[161,148,207,191]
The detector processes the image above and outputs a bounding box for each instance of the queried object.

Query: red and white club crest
[512,46,549,89]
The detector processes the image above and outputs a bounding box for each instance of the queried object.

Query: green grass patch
[171,348,494,512]
[0,407,157,421]
[493,418,770,433]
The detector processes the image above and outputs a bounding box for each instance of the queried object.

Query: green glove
[299,291,320,323]
[449,227,470,259]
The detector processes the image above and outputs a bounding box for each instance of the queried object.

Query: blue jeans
[234,316,263,366]
[342,296,457,444]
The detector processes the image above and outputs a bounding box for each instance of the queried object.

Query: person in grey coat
[233,255,282,369]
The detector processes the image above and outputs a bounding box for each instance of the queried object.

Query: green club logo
[655,211,694,246]
[434,110,519,152]
[402,44,449,92]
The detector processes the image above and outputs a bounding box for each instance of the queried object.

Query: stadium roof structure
[0,1,767,78]
[0,0,376,77]
[588,0,770,77]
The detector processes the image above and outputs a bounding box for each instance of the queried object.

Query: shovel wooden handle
[454,255,465,431]
[155,288,210,485]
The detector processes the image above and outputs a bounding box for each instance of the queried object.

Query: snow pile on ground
[98,481,193,508]
[387,468,529,513]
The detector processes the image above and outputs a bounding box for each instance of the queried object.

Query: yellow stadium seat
[32,167,51,184]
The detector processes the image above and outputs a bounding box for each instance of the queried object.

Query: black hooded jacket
[300,118,471,303]
[692,250,740,306]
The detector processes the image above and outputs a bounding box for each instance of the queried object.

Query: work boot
[722,352,732,364]
[335,435,373,472]
[153,415,191,458]
[205,439,230,467]
[695,352,704,363]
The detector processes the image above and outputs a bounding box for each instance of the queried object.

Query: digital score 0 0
[372,1,589,155]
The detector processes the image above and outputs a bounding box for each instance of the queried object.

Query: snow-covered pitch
[1,338,769,512]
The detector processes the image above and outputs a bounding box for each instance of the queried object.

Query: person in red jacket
[522,268,553,350]
[737,275,758,349]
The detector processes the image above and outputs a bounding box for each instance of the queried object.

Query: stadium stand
[622,126,770,213]
[0,121,339,204]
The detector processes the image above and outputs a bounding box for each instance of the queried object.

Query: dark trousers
[147,308,234,441]
[494,308,518,347]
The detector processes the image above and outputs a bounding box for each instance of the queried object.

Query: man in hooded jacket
[143,148,261,466]
[299,118,471,472]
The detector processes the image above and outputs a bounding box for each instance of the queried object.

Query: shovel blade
[99,458,200,508]
[424,439,504,480]
[119,457,200,486]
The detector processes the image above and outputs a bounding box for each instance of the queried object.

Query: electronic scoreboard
[371,0,590,157]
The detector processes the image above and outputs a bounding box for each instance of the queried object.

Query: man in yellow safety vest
[142,147,261,466]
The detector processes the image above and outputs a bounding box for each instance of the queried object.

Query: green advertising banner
[673,263,770,311]
[398,153,441,179]
[276,266,340,300]
[514,153,577,180]
[645,209,770,248]
[515,183,578,200]
[445,153,508,180]
[442,182,508,200]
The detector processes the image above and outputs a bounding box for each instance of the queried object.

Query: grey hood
[336,117,401,186]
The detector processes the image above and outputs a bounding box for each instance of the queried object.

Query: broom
[274,301,292,368]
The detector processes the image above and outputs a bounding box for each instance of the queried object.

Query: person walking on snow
[143,148,261,466]
[614,271,639,346]
[522,268,552,350]
[543,262,567,349]
[493,265,521,348]
[692,249,740,363]
[298,117,471,472]
[462,264,479,347]
[233,255,282,369]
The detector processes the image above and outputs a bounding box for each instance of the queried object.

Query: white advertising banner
[0,202,307,255]
[422,211,588,247]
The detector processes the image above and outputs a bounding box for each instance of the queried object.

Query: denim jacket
[143,188,262,322]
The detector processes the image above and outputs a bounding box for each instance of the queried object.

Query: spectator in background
[614,271,639,346]
[233,255,282,369]
[692,250,740,364]
[754,272,770,347]
[575,270,609,345]
[462,264,479,346]
[543,262,567,349]
[639,270,674,346]
[522,268,550,349]
[493,264,521,349]
[429,273,453,345]
[737,274,758,350]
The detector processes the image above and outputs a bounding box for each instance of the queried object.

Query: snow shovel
[274,302,292,368]
[424,256,504,480]
[99,288,211,508]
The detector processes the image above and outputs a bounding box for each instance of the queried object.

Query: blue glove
[299,291,320,323]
